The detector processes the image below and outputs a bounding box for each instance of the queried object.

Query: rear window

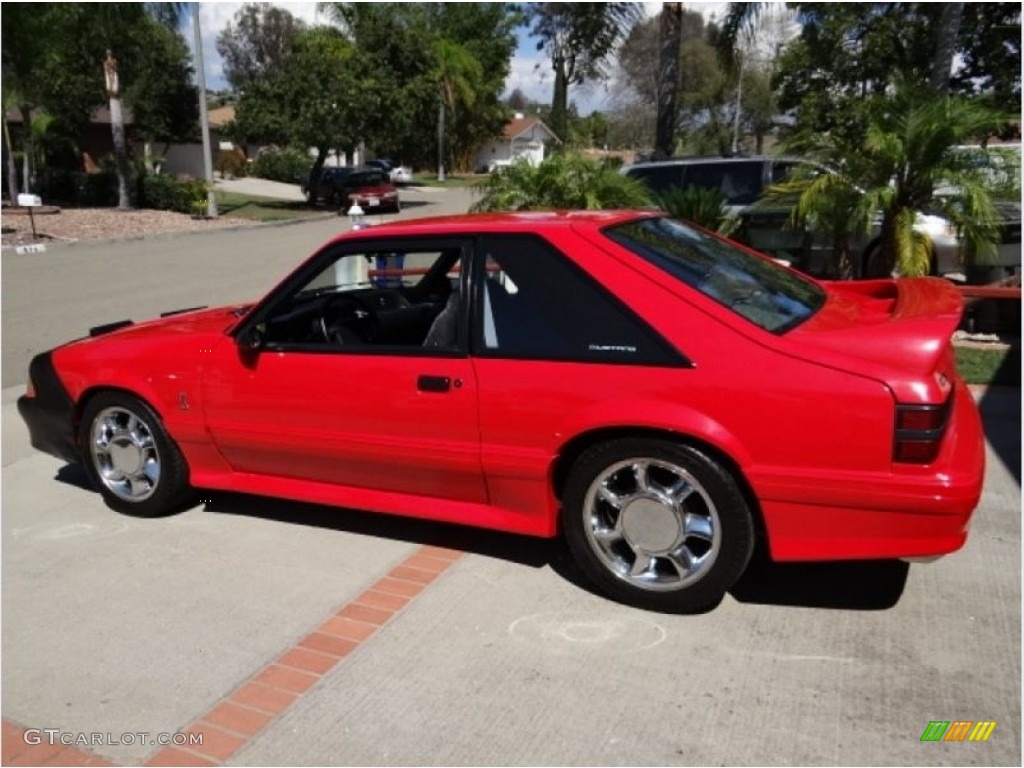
[348,171,388,186]
[605,216,825,333]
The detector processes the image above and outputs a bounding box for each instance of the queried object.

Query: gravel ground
[1,206,243,247]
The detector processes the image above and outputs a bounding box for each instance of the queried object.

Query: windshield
[605,217,826,333]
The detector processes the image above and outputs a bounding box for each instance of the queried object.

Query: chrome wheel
[583,458,720,592]
[89,406,161,502]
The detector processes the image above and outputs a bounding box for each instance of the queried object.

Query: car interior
[260,248,463,350]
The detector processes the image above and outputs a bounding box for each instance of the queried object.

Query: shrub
[140,174,209,214]
[250,146,310,184]
[655,186,737,235]
[471,153,651,212]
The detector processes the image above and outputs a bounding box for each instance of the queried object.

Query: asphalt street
[1,186,1020,766]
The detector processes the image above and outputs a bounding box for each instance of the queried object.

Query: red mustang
[18,211,984,611]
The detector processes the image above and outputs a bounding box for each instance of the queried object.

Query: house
[475,113,560,172]
[5,105,135,172]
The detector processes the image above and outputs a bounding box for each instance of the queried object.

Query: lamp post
[192,5,217,218]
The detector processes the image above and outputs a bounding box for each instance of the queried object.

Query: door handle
[417,375,451,393]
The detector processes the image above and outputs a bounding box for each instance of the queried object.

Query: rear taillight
[894,397,952,464]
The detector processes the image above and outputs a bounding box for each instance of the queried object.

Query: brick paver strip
[1,720,115,766]
[2,544,463,768]
[144,544,464,766]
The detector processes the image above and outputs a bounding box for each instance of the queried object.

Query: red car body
[19,211,984,610]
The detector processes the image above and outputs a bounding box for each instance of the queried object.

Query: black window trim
[466,233,693,368]
[232,235,472,358]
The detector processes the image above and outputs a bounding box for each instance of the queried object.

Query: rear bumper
[758,379,985,561]
[17,352,79,464]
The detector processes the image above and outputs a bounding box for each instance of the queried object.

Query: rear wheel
[79,392,191,517]
[563,438,755,612]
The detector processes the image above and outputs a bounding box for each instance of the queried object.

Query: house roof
[6,105,134,125]
[502,116,560,143]
[207,105,235,129]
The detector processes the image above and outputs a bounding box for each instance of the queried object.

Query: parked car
[302,165,355,206]
[624,155,1021,280]
[304,166,400,212]
[342,169,400,213]
[365,158,413,186]
[18,211,984,612]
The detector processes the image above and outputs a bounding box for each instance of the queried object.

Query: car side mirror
[239,325,265,351]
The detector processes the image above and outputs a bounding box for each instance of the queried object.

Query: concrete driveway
[1,212,1020,766]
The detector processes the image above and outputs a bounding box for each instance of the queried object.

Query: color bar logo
[920,721,996,742]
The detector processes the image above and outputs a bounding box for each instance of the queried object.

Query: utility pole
[193,5,217,217]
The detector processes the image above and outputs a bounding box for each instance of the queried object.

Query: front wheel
[562,438,754,612]
[79,392,191,517]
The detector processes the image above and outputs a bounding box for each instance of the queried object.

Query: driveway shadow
[976,344,1021,486]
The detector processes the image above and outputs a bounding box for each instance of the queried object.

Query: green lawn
[215,190,327,222]
[955,344,1021,386]
[409,173,486,189]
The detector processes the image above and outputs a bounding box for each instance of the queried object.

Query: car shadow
[195,490,557,569]
[52,467,913,612]
[977,343,1021,486]
[729,550,910,610]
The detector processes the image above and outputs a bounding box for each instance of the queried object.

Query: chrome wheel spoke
[631,461,650,493]
[629,550,655,577]
[666,547,696,579]
[684,512,714,541]
[597,484,624,509]
[669,477,696,505]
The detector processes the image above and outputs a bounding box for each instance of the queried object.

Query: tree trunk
[2,110,20,203]
[550,55,568,144]
[307,147,327,206]
[437,95,446,182]
[19,105,33,193]
[655,3,682,159]
[109,94,131,209]
[929,2,964,92]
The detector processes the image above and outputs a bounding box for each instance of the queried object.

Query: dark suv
[303,165,355,206]
[624,155,1022,280]
[623,156,828,272]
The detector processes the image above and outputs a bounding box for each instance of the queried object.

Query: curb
[0,211,342,253]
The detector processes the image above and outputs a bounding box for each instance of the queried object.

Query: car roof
[332,210,659,243]
[625,155,804,170]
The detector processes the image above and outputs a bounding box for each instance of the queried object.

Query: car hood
[787,278,962,400]
[83,303,252,343]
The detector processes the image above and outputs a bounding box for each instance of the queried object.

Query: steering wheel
[318,294,378,345]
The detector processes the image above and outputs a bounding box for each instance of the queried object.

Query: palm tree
[432,40,481,182]
[773,84,1005,278]
[471,153,651,212]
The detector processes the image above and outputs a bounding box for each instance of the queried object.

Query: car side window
[472,236,686,366]
[255,244,465,353]
[626,165,684,195]
[684,161,764,206]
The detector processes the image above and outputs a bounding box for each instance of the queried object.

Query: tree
[654,3,682,159]
[1,3,197,204]
[527,3,642,142]
[471,152,651,212]
[232,26,379,189]
[432,40,482,180]
[774,3,1021,137]
[776,84,1006,278]
[216,3,306,92]
[322,2,517,172]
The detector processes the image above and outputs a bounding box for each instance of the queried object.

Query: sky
[186,1,733,115]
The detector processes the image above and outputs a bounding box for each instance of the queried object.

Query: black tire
[78,391,192,517]
[562,438,754,613]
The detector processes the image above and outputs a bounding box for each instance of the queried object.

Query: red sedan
[18,211,984,612]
